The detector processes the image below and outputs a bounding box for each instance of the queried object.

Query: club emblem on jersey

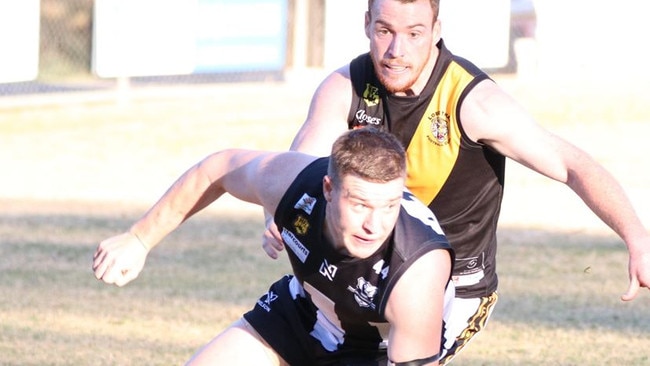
[427,111,451,146]
[348,277,377,310]
[293,215,310,235]
[362,83,380,107]
[294,193,317,215]
[319,259,338,281]
[257,290,278,312]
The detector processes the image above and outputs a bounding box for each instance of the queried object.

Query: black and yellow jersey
[347,40,505,298]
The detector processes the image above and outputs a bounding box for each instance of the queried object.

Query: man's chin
[378,75,414,94]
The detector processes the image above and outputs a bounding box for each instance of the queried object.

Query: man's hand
[621,247,650,301]
[262,216,284,259]
[93,232,149,287]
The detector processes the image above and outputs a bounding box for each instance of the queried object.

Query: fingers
[262,229,284,260]
[262,237,283,259]
[93,236,118,280]
[92,232,146,286]
[92,251,128,285]
[267,222,284,251]
[92,246,110,279]
[94,258,139,287]
[263,241,279,259]
[268,236,284,251]
[621,276,640,302]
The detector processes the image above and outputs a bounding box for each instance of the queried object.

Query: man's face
[365,0,440,95]
[324,174,403,259]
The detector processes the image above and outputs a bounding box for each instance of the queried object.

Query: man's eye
[353,203,367,211]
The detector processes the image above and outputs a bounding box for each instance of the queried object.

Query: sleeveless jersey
[347,40,505,298]
[273,157,454,358]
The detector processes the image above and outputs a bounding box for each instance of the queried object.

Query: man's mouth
[354,235,377,245]
[383,63,408,73]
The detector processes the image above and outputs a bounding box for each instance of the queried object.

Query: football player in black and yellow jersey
[262,0,650,364]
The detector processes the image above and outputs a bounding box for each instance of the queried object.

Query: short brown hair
[328,127,406,187]
[367,0,440,22]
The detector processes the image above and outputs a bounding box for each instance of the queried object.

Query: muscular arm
[129,150,308,247]
[385,249,452,365]
[461,80,650,300]
[93,149,314,286]
[290,65,353,154]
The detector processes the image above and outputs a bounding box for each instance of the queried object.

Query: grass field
[1,75,649,365]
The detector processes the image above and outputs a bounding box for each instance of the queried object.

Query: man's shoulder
[276,157,329,207]
[349,53,373,84]
[392,193,452,257]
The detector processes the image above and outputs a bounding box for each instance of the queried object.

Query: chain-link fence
[40,0,93,81]
[1,0,96,95]
[1,0,328,97]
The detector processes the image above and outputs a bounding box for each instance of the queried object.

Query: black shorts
[243,275,388,365]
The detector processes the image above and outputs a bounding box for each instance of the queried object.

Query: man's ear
[323,175,333,201]
[432,18,442,44]
[364,11,371,39]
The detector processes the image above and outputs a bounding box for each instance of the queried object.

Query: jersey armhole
[456,74,492,149]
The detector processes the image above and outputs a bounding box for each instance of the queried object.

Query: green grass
[455,228,650,365]
[1,208,648,365]
[0,208,288,365]
[0,77,649,365]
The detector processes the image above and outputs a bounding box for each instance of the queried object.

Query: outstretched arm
[462,80,650,301]
[385,249,452,365]
[93,149,313,286]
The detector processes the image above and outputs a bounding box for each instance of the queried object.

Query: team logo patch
[427,111,451,146]
[294,193,317,215]
[257,290,278,312]
[319,259,338,281]
[372,259,390,280]
[348,277,377,310]
[293,215,310,235]
[362,83,380,107]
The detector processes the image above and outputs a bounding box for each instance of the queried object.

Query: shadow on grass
[0,207,287,301]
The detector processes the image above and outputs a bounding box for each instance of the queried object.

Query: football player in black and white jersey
[93,127,455,366]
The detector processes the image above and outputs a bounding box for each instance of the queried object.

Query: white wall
[533,0,650,80]
[322,0,369,70]
[0,0,40,83]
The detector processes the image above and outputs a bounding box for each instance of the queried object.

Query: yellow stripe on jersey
[405,62,476,205]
